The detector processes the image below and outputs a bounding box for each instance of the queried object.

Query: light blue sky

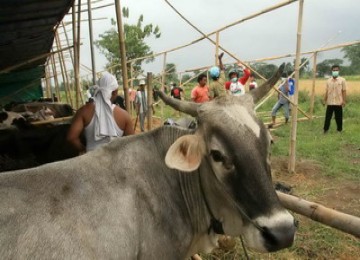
[61,0,360,80]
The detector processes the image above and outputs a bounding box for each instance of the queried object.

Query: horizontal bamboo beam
[277,192,360,238]
[31,116,73,125]
[248,40,360,63]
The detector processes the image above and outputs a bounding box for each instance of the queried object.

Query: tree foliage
[251,62,278,79]
[95,7,161,81]
[342,44,360,72]
[316,59,343,77]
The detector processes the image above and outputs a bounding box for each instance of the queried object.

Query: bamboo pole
[55,32,73,107]
[129,62,134,115]
[288,0,304,173]
[215,32,220,66]
[50,53,61,102]
[146,72,153,131]
[45,65,51,98]
[115,0,130,111]
[309,52,317,118]
[67,2,115,13]
[277,192,360,239]
[61,21,75,67]
[0,46,74,74]
[87,0,97,85]
[75,0,82,109]
[247,40,360,63]
[161,53,167,121]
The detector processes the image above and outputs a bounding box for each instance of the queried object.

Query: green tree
[165,63,178,83]
[251,62,278,79]
[316,59,343,77]
[342,44,360,72]
[95,7,161,81]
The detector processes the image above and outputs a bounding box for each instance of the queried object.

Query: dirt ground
[271,156,360,217]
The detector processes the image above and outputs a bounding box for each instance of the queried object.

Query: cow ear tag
[165,135,205,172]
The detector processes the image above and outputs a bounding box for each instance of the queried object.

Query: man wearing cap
[67,72,134,154]
[135,79,148,132]
[209,52,226,99]
[225,63,251,96]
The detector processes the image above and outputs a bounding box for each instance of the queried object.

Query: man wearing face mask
[323,65,347,133]
[225,63,251,96]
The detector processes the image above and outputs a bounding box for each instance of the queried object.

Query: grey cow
[0,64,296,259]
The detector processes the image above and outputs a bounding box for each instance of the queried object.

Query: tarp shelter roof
[0,0,74,105]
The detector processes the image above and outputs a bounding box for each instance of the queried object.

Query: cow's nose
[261,221,296,252]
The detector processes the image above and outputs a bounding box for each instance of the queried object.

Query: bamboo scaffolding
[288,0,304,173]
[164,0,266,81]
[215,32,220,66]
[161,53,167,120]
[115,0,130,110]
[124,0,299,67]
[45,65,51,98]
[31,116,73,125]
[277,192,360,239]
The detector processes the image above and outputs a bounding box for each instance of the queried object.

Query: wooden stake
[115,0,130,111]
[309,52,317,118]
[277,192,360,239]
[146,72,153,131]
[61,21,75,67]
[45,65,51,98]
[288,0,304,173]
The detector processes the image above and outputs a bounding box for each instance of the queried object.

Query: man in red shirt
[225,64,251,96]
[191,74,209,103]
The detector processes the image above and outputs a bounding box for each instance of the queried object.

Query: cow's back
[0,127,193,259]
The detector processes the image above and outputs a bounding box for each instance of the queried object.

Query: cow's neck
[178,162,221,256]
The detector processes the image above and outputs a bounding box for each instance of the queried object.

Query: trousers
[323,105,343,132]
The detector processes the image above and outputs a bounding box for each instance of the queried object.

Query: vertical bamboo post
[161,52,167,121]
[309,52,317,118]
[50,53,61,102]
[87,0,97,85]
[215,32,220,66]
[56,51,68,104]
[114,0,130,111]
[45,65,51,98]
[56,32,73,107]
[146,72,153,131]
[129,62,134,115]
[75,0,82,108]
[288,0,305,173]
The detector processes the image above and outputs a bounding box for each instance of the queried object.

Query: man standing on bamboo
[323,65,347,133]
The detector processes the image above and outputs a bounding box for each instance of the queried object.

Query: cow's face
[165,94,296,252]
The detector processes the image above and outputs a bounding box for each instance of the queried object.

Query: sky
[60,0,360,81]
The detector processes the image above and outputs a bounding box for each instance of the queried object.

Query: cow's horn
[250,63,285,103]
[157,91,199,117]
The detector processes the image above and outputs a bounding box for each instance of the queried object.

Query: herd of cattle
[0,64,297,259]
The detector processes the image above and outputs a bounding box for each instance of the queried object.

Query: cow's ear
[165,134,205,172]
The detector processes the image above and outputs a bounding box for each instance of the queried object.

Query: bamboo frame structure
[50,54,61,102]
[288,0,304,173]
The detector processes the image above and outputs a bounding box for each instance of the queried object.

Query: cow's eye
[210,150,224,162]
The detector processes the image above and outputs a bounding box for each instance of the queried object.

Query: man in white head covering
[67,72,134,153]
